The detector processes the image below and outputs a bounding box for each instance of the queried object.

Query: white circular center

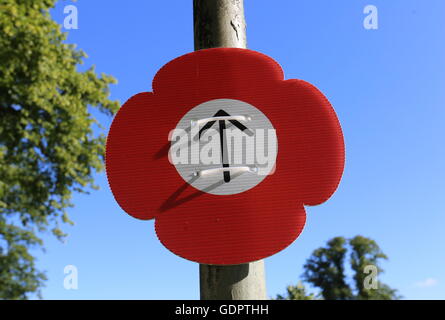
[169,99,278,195]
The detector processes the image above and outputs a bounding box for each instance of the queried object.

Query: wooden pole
[193,0,267,300]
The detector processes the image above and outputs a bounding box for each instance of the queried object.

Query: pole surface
[193,0,267,300]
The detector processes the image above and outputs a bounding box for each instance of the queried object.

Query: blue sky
[32,0,445,299]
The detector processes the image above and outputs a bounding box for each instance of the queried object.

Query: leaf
[0,0,118,299]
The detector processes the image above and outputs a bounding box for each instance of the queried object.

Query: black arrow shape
[197,109,252,183]
[218,118,231,182]
[198,109,253,139]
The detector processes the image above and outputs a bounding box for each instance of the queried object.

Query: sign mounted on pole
[105,48,345,265]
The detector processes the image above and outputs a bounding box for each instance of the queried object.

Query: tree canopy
[276,281,319,300]
[302,236,353,300]
[278,235,400,300]
[0,0,118,299]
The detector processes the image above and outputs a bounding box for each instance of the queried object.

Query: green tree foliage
[276,281,319,300]
[349,236,400,300]
[302,236,400,300]
[302,237,353,300]
[0,0,119,299]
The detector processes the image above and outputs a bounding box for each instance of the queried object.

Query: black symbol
[198,110,253,183]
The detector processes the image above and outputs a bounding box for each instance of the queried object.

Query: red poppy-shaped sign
[106,48,344,265]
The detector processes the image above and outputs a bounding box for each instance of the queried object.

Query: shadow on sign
[158,172,244,213]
